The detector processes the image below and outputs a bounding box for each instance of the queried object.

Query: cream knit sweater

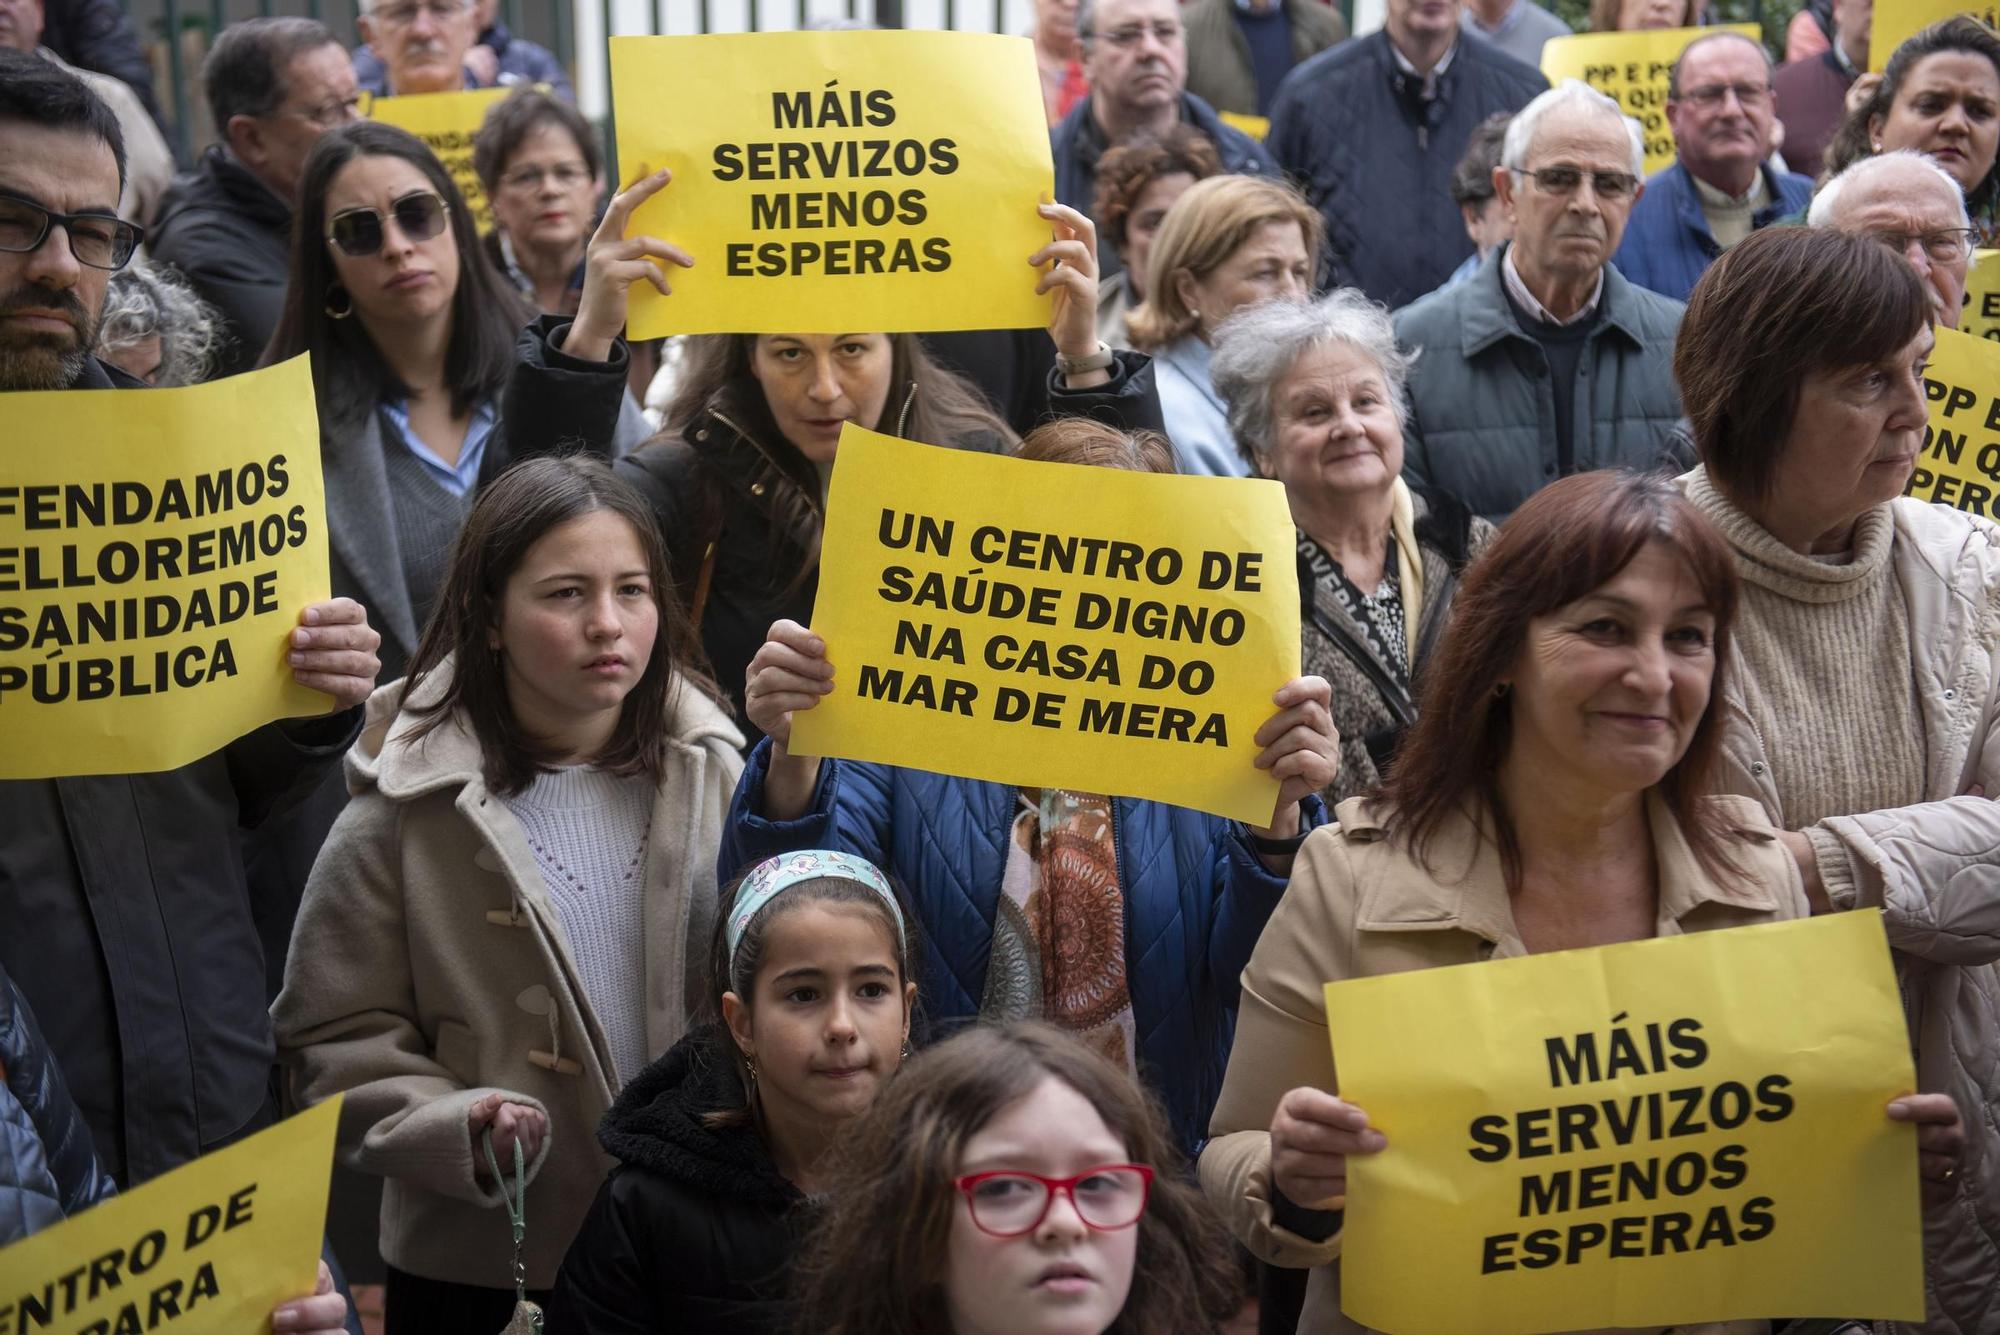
[1686,473,1928,827]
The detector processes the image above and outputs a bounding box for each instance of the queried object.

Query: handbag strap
[481,1129,531,1307]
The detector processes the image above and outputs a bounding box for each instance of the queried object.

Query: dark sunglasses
[324,190,449,257]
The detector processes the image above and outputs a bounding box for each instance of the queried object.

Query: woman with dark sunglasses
[790,1023,1242,1335]
[263,120,650,689]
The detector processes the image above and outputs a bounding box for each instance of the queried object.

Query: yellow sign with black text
[789,426,1300,824]
[1541,25,1762,176]
[609,30,1055,337]
[1957,248,2000,341]
[0,1098,341,1335]
[1324,913,1922,1333]
[0,355,331,779]
[368,87,511,233]
[1916,323,2000,519]
[1871,0,2000,70]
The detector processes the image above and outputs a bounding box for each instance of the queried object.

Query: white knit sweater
[502,766,653,1086]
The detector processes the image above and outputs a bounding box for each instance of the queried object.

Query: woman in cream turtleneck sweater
[1675,225,2000,1332]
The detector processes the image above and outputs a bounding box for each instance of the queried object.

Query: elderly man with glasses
[148,18,359,380]
[1614,32,1816,302]
[1811,148,1978,329]
[355,0,480,96]
[1049,0,1274,283]
[1392,79,1688,523]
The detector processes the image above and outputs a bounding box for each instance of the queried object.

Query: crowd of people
[1,0,1998,1332]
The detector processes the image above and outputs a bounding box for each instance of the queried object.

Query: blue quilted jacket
[1612,160,1816,303]
[0,966,115,1247]
[721,742,1327,1154]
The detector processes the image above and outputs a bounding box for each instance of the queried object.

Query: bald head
[1812,150,1973,328]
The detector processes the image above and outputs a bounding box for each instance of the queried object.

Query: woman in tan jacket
[1199,470,1965,1335]
[273,457,742,1334]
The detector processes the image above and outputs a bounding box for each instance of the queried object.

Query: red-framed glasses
[953,1164,1155,1238]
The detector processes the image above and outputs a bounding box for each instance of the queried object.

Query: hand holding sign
[1888,1092,1967,1204]
[289,596,381,710]
[271,1261,350,1334]
[1250,675,1338,839]
[1270,1087,1387,1211]
[569,166,695,364]
[1032,201,1106,383]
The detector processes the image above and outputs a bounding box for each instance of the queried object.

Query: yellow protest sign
[1958,248,2000,340]
[0,1097,341,1335]
[1541,25,1762,176]
[368,87,511,233]
[0,355,331,779]
[1323,913,1922,1334]
[1914,324,2000,518]
[789,426,1300,824]
[608,31,1055,338]
[1872,0,2000,70]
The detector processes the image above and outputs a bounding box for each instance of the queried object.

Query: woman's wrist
[761,741,823,821]
[559,317,618,365]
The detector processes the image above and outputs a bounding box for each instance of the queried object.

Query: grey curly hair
[97,263,224,386]
[1209,291,1412,472]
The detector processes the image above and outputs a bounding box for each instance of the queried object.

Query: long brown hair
[659,332,1015,586]
[1822,15,2000,215]
[398,455,717,794]
[1377,471,1742,890]
[791,1023,1240,1335]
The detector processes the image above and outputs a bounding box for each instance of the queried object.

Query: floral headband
[726,849,907,967]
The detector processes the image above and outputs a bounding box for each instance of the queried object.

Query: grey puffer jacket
[1700,483,2000,1335]
[0,965,115,1247]
[1392,248,1691,524]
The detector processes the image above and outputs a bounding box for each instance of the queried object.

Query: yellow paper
[1957,247,2000,340]
[609,31,1056,337]
[1323,913,1922,1334]
[368,87,511,233]
[1540,25,1762,176]
[0,355,331,778]
[0,1097,341,1335]
[1872,0,2000,70]
[1915,323,2000,518]
[1218,110,1271,141]
[789,426,1300,824]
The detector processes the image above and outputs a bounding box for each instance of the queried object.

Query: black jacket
[149,147,295,380]
[42,0,168,139]
[0,964,116,1247]
[545,1027,807,1335]
[1267,32,1546,307]
[508,317,1168,745]
[0,355,359,1184]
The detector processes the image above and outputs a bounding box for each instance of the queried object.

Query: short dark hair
[202,17,340,128]
[1450,112,1511,207]
[0,48,127,191]
[1090,125,1223,257]
[1666,31,1772,100]
[1676,225,1929,508]
[472,87,603,197]
[399,454,719,795]
[261,121,528,439]
[1379,470,1744,891]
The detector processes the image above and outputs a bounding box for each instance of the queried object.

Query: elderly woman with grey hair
[96,262,225,386]
[1213,292,1495,802]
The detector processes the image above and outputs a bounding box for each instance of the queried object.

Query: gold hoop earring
[324,283,353,320]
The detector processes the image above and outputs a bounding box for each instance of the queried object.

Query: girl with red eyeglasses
[793,1023,1239,1335]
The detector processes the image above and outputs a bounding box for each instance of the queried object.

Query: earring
[901,1041,912,1060]
[1871,141,1884,153]
[744,1056,758,1085]
[1492,682,1511,699]
[323,282,353,320]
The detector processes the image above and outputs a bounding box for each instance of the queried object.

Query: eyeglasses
[498,162,593,192]
[1091,20,1182,47]
[1677,81,1772,109]
[953,1165,1154,1238]
[280,92,365,129]
[1509,164,1640,200]
[1862,226,1980,264]
[370,0,469,27]
[325,190,449,257]
[0,192,143,271]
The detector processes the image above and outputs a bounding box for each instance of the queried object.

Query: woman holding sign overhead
[507,168,1168,745]
[1672,224,2000,1329]
[1198,468,1966,1335]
